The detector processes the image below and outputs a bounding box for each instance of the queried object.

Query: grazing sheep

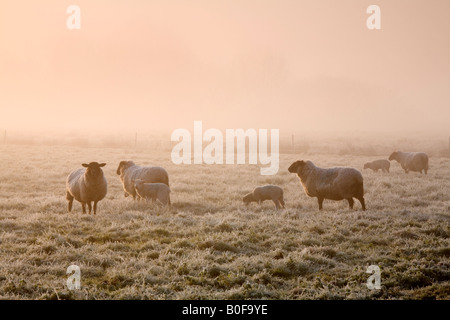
[116,160,169,200]
[364,159,390,173]
[243,185,285,210]
[288,160,366,211]
[389,151,429,174]
[66,162,107,214]
[133,179,171,206]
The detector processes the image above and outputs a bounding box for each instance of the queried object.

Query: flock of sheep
[65,151,429,214]
[66,161,171,214]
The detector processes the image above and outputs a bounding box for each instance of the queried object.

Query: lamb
[66,162,107,214]
[116,160,169,200]
[243,185,285,210]
[288,160,366,211]
[388,151,429,174]
[364,159,390,173]
[133,179,171,205]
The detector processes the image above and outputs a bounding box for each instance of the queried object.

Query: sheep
[133,179,171,206]
[116,160,169,200]
[66,162,107,214]
[389,151,429,174]
[364,159,390,173]
[288,160,366,211]
[243,185,285,210]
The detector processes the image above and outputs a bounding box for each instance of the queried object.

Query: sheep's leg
[279,198,286,208]
[87,202,92,214]
[424,168,427,174]
[317,197,324,210]
[347,198,354,209]
[93,201,98,215]
[272,199,280,210]
[66,192,74,213]
[81,202,86,214]
[357,197,366,211]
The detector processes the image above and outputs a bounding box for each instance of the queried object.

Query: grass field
[0,143,449,299]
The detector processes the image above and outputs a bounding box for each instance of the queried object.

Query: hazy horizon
[1,0,449,135]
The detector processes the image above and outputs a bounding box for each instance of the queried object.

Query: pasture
[0,143,448,299]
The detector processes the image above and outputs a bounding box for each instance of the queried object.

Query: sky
[0,0,449,135]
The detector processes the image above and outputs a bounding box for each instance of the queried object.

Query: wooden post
[292,134,294,153]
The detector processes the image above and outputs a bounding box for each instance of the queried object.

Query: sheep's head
[243,193,254,205]
[116,160,134,175]
[388,152,399,161]
[288,160,306,174]
[82,162,106,178]
[363,163,369,169]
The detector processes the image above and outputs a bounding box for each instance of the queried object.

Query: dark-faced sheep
[66,162,107,214]
[116,160,169,200]
[133,179,171,206]
[243,185,285,210]
[288,160,366,211]
[389,151,429,174]
[364,159,390,173]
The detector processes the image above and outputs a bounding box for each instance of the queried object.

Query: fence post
[292,134,294,153]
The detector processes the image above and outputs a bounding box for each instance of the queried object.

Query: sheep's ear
[82,163,89,168]
[99,163,106,167]
[116,161,125,175]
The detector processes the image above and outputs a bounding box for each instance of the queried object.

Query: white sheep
[389,151,429,174]
[66,162,107,214]
[288,160,366,210]
[133,179,171,206]
[364,159,390,173]
[116,160,169,200]
[243,185,285,210]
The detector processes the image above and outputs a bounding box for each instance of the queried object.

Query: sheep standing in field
[133,179,171,206]
[243,185,286,210]
[116,160,169,200]
[288,160,366,211]
[364,159,390,173]
[66,162,107,214]
[389,151,429,174]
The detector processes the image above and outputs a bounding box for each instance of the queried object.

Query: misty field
[0,144,449,300]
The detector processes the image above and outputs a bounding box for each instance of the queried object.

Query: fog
[1,0,449,136]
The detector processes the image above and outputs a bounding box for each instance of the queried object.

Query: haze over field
[0,0,449,135]
[0,1,449,301]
